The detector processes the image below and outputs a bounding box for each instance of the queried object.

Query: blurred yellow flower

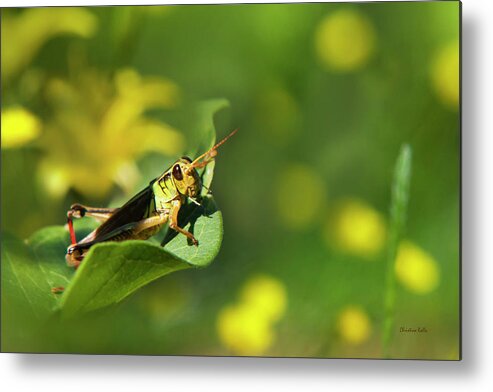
[276,163,327,230]
[430,41,459,109]
[1,8,97,80]
[217,303,274,356]
[325,198,387,258]
[1,107,41,149]
[217,275,287,356]
[395,241,440,294]
[240,275,287,323]
[337,305,372,345]
[38,68,183,199]
[315,9,376,72]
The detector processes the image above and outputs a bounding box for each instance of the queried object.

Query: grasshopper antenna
[186,129,238,173]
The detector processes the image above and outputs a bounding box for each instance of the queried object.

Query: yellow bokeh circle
[315,9,376,72]
[240,275,287,323]
[217,275,287,356]
[1,107,41,149]
[217,304,274,357]
[430,41,459,109]
[337,305,372,345]
[395,241,440,294]
[326,198,387,258]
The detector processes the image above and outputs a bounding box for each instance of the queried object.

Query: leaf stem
[382,144,412,358]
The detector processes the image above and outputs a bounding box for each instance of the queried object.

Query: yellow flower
[217,275,287,356]
[276,163,327,230]
[217,303,274,356]
[315,9,376,72]
[395,241,440,294]
[337,305,372,345]
[430,41,459,109]
[38,68,184,199]
[1,8,97,80]
[326,198,387,258]
[1,107,41,149]
[240,275,287,323]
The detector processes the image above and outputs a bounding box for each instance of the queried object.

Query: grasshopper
[65,129,237,269]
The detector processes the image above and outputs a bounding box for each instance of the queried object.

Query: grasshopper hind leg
[65,213,170,268]
[66,203,118,247]
[67,204,117,222]
[65,204,116,268]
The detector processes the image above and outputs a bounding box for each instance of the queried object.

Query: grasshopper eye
[172,164,183,181]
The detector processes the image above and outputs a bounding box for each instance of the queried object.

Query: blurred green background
[1,2,459,359]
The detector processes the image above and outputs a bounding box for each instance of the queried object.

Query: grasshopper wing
[78,182,156,248]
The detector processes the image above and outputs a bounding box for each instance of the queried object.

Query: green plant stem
[382,144,412,358]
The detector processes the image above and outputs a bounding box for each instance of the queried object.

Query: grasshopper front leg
[168,199,199,246]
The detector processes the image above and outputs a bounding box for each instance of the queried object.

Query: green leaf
[382,144,413,358]
[1,230,74,320]
[191,99,230,194]
[1,230,74,351]
[163,196,222,266]
[2,234,58,322]
[59,196,222,318]
[186,98,230,158]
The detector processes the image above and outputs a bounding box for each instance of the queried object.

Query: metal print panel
[1,1,461,360]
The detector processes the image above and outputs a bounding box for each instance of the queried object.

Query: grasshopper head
[171,157,202,198]
[172,129,237,198]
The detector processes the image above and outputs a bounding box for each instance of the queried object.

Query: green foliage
[2,231,73,351]
[2,233,71,321]
[1,100,226,338]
